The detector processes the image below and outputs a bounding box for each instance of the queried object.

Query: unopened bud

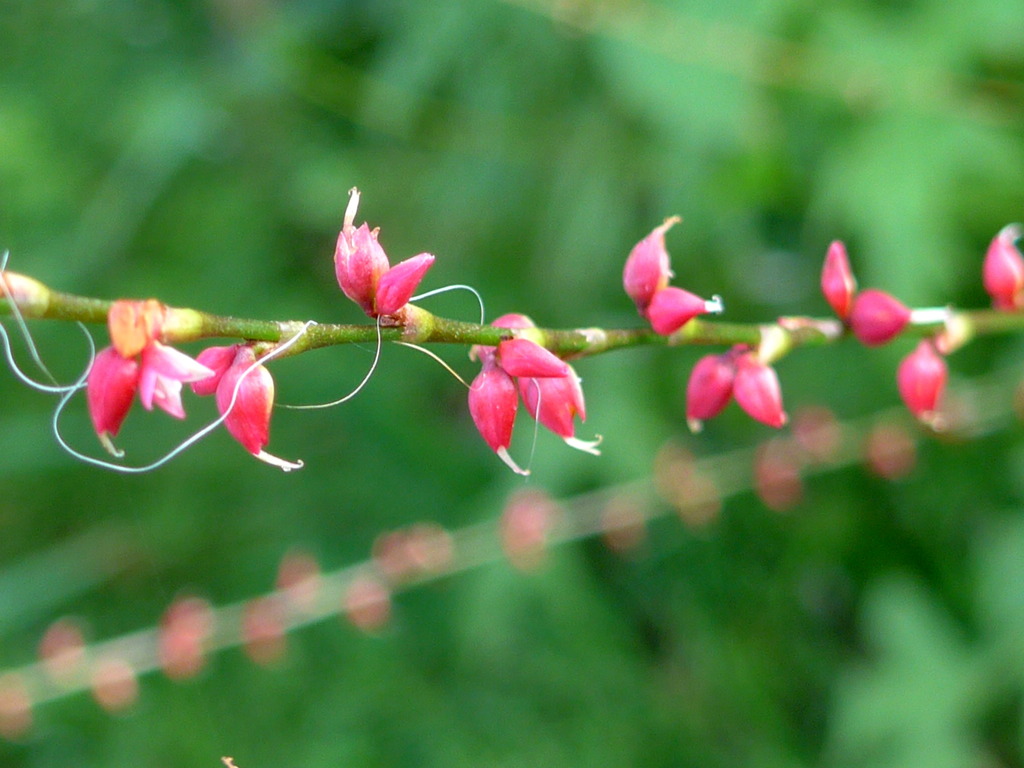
[897,340,947,428]
[983,224,1024,310]
[623,217,678,313]
[646,287,722,336]
[849,289,911,346]
[733,354,787,428]
[821,240,857,320]
[685,352,736,431]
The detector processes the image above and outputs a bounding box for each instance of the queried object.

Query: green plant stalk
[1,272,1022,362]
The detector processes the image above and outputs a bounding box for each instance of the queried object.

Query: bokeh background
[2,0,1024,765]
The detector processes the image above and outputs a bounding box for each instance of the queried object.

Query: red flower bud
[623,217,678,313]
[518,368,586,439]
[215,347,274,456]
[497,339,569,378]
[335,222,389,315]
[87,347,140,439]
[646,287,723,336]
[191,345,238,396]
[733,354,787,428]
[685,352,736,431]
[375,253,435,315]
[897,340,946,427]
[468,358,519,460]
[821,240,857,320]
[849,289,911,346]
[983,224,1024,310]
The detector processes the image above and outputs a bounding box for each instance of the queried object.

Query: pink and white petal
[144,342,215,383]
[151,375,186,419]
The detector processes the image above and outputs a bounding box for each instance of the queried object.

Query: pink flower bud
[215,346,274,456]
[468,358,518,455]
[334,222,389,315]
[492,313,534,330]
[733,354,787,428]
[983,224,1024,310]
[821,240,857,320]
[87,347,140,439]
[518,368,586,439]
[849,289,911,346]
[191,345,238,396]
[375,253,435,315]
[685,352,736,431]
[623,217,678,313]
[897,340,946,427]
[646,287,722,336]
[497,338,569,378]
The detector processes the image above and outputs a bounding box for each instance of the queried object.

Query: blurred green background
[2,0,1024,765]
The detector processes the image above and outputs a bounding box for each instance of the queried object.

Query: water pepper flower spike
[623,216,678,313]
[685,351,738,432]
[733,353,788,428]
[849,289,912,346]
[821,240,857,320]
[983,224,1024,310]
[334,188,435,318]
[897,339,947,429]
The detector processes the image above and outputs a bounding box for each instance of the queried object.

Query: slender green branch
[2,271,1023,364]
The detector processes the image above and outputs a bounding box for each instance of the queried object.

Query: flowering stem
[2,272,1024,362]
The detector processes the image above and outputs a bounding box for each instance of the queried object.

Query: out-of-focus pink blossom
[623,217,677,313]
[849,289,911,346]
[821,240,857,320]
[983,224,1024,310]
[897,339,947,427]
[733,354,787,428]
[685,352,737,432]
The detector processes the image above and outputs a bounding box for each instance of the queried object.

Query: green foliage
[1,0,1023,765]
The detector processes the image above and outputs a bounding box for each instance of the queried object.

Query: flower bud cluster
[334,188,435,318]
[87,300,214,455]
[685,347,787,432]
[468,314,598,474]
[622,218,723,335]
[820,240,950,426]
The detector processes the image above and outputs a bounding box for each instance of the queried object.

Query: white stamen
[254,450,304,472]
[705,294,725,314]
[496,447,530,476]
[343,187,361,230]
[564,435,602,456]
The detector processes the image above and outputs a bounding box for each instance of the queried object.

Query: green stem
[3,273,1024,362]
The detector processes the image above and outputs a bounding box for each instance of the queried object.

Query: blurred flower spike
[983,224,1024,310]
[623,218,722,335]
[334,188,435,318]
[468,314,599,474]
[686,347,787,431]
[87,300,213,456]
[191,345,300,471]
[897,339,947,428]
